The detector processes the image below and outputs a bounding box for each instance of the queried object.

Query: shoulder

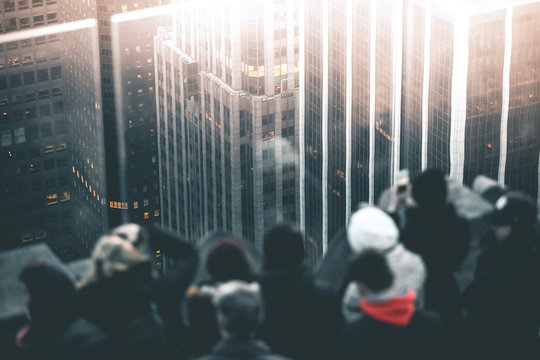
[410,310,444,333]
[342,317,376,340]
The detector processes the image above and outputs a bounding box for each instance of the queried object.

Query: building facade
[304,0,540,260]
[0,18,107,260]
[61,0,169,227]
[155,0,301,250]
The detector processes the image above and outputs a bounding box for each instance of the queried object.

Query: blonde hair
[91,235,145,279]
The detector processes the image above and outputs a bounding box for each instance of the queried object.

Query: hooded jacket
[80,262,173,359]
[342,291,446,360]
[258,264,342,360]
[198,338,292,360]
[342,207,426,323]
[14,264,108,360]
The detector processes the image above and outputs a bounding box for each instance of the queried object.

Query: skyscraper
[155,0,300,249]
[0,19,107,260]
[61,0,170,227]
[304,0,540,259]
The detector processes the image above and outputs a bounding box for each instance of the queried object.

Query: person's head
[348,249,394,296]
[206,236,255,283]
[91,235,146,280]
[111,223,151,261]
[347,206,399,253]
[412,168,447,208]
[20,263,79,328]
[487,191,537,241]
[212,281,264,339]
[263,224,304,269]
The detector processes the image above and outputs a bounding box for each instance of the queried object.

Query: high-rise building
[304,0,540,260]
[111,7,171,224]
[60,0,170,227]
[155,0,300,249]
[0,19,107,260]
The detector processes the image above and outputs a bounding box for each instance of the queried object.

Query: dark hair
[214,282,263,338]
[348,249,394,292]
[20,263,79,328]
[263,224,304,269]
[412,168,447,207]
[206,237,255,282]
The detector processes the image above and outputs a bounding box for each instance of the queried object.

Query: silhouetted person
[342,206,426,323]
[186,234,256,357]
[198,281,291,360]
[463,192,540,359]
[13,263,107,360]
[258,224,341,360]
[80,235,174,359]
[389,169,469,333]
[112,223,198,352]
[342,249,446,360]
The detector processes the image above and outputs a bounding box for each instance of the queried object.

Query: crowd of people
[6,169,540,360]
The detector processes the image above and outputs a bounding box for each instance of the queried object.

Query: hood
[360,290,416,327]
[81,262,153,330]
[259,264,312,292]
[212,338,271,358]
[348,207,399,253]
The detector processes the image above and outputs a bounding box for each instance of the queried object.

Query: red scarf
[360,291,416,327]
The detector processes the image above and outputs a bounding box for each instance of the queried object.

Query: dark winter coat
[198,338,292,360]
[145,226,199,341]
[342,309,446,360]
[80,263,174,359]
[14,318,108,360]
[398,204,469,328]
[463,228,540,359]
[258,264,342,360]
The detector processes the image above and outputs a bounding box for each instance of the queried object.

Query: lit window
[121,4,128,12]
[60,191,70,202]
[154,209,159,217]
[43,145,54,154]
[133,201,138,209]
[34,230,46,240]
[56,143,67,151]
[46,193,58,205]
[22,232,34,243]
[144,199,149,206]
[144,212,149,219]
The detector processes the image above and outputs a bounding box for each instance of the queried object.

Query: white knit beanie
[347,206,399,253]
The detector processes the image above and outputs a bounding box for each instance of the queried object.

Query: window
[53,101,63,113]
[144,199,149,206]
[20,17,30,29]
[13,127,25,144]
[40,123,52,137]
[133,201,138,209]
[40,104,51,116]
[9,74,21,87]
[23,71,35,85]
[25,107,36,119]
[46,193,58,205]
[154,209,160,217]
[144,212,149,219]
[37,69,48,82]
[43,145,54,154]
[60,191,70,202]
[33,15,44,26]
[46,13,57,23]
[1,130,12,147]
[51,66,61,79]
